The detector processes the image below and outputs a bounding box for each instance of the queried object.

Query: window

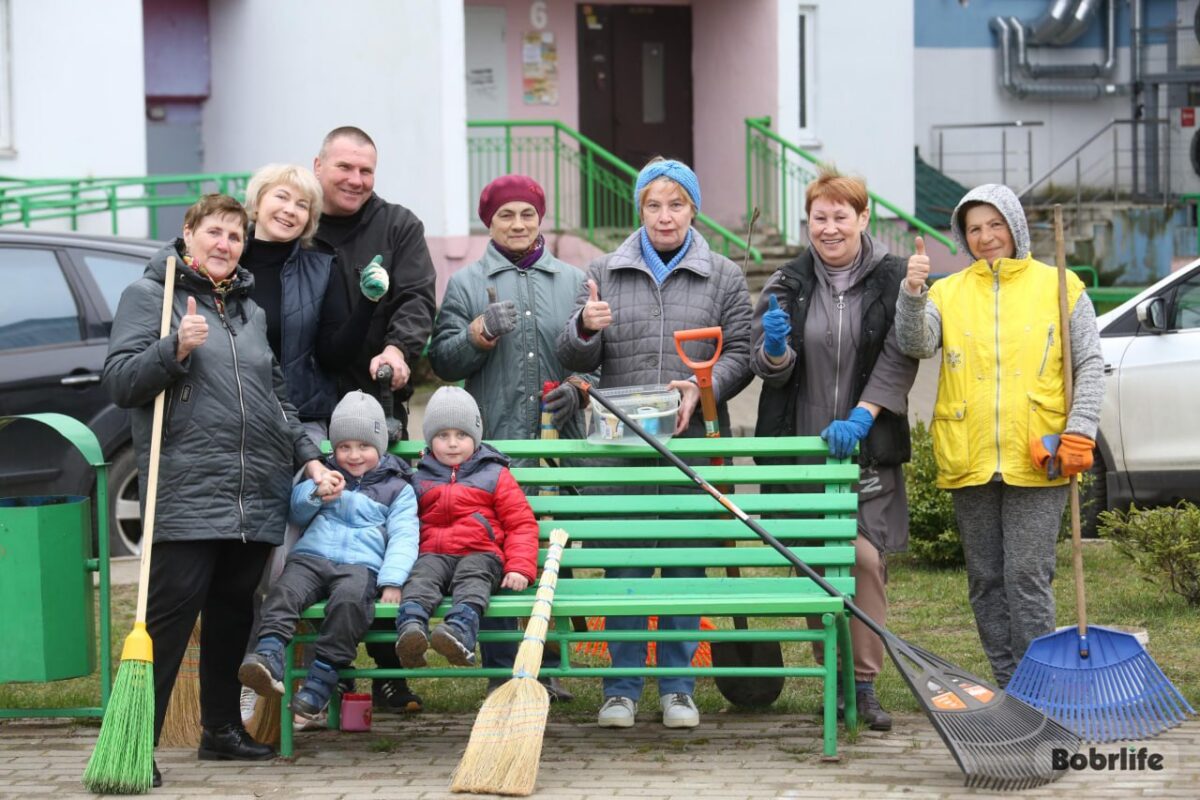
[1171,272,1200,330]
[0,1,11,154]
[0,248,82,350]
[642,41,665,124]
[79,251,145,316]
[797,7,815,135]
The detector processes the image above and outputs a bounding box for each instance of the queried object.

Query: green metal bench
[280,435,859,758]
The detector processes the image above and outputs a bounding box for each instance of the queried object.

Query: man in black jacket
[312,126,437,714]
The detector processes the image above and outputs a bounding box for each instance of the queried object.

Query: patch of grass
[368,736,398,753]
[4,541,1196,726]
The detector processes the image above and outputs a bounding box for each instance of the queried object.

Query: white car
[1091,256,1200,529]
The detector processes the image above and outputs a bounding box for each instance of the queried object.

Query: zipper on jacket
[992,269,1002,475]
[1037,323,1055,377]
[833,291,846,413]
[220,309,249,541]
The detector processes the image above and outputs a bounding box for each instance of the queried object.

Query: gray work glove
[544,382,582,428]
[480,299,518,340]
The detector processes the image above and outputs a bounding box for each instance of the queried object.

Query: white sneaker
[661,693,699,728]
[293,711,327,732]
[597,696,637,728]
[239,685,257,723]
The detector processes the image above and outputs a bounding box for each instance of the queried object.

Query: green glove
[359,255,389,302]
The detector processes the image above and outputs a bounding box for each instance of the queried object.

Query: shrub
[1098,501,1200,607]
[904,419,963,567]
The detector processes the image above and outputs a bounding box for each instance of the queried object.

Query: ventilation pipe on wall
[991,15,1125,100]
[1010,0,1116,79]
[1027,0,1081,45]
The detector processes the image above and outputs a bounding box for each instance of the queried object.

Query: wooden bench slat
[537,519,858,539]
[528,492,856,516]
[550,546,855,569]
[511,463,859,485]
[389,435,837,459]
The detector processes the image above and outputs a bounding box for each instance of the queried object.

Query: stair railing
[468,119,760,263]
[745,116,956,255]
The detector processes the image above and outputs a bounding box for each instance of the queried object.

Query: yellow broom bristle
[449,677,550,796]
[247,693,282,746]
[158,620,202,747]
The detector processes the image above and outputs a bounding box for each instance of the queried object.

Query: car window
[0,248,82,350]
[79,251,145,315]
[1171,272,1200,331]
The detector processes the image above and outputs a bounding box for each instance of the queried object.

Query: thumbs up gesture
[580,278,612,333]
[176,295,209,361]
[906,236,930,294]
[761,292,792,359]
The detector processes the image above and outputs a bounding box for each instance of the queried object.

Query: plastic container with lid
[588,385,681,445]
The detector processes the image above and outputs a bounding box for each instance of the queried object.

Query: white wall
[3,0,147,234]
[776,0,915,215]
[204,0,468,237]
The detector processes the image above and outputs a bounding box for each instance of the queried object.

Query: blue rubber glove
[762,293,791,358]
[1030,433,1062,479]
[820,407,875,459]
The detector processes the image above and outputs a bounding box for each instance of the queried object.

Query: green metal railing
[745,116,957,256]
[468,120,761,263]
[0,173,252,239]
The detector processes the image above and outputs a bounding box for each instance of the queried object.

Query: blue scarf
[639,227,693,285]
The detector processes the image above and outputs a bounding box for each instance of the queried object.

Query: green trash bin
[0,493,96,682]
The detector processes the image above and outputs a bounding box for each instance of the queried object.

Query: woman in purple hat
[427,174,586,701]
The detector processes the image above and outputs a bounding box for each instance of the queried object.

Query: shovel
[673,326,785,707]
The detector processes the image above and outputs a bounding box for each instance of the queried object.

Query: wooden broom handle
[1053,206,1088,639]
[134,256,177,623]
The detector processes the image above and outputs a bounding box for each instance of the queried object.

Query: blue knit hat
[634,159,701,213]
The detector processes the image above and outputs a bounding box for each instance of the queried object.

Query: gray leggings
[950,482,1068,688]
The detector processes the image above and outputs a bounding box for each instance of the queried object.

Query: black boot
[197,723,276,761]
[152,760,162,788]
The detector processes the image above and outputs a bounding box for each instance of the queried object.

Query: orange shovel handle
[673,327,723,389]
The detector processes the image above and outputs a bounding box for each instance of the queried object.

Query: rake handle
[1054,205,1088,645]
[568,377,886,641]
[134,256,177,624]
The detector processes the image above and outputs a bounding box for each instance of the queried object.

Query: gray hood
[950,184,1030,261]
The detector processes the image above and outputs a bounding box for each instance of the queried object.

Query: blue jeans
[602,565,704,699]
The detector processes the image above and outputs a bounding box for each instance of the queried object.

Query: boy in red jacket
[395,386,539,666]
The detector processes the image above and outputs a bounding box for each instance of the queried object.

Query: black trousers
[400,552,503,620]
[256,554,377,667]
[147,539,272,744]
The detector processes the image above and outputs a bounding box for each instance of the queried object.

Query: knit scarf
[183,253,236,316]
[492,234,545,270]
[638,227,693,285]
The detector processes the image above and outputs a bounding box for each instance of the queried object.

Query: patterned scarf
[182,253,236,316]
[492,234,545,270]
[638,227,693,285]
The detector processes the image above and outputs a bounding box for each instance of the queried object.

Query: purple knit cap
[478,175,546,227]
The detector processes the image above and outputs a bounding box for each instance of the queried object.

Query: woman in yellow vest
[894,184,1104,688]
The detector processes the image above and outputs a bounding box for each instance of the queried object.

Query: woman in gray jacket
[103,195,328,785]
[556,158,752,730]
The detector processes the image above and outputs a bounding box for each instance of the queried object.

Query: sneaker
[290,660,338,721]
[395,621,430,668]
[239,685,258,723]
[431,622,476,666]
[661,693,699,729]
[293,711,327,732]
[372,678,423,714]
[854,689,893,732]
[237,637,286,698]
[597,696,637,728]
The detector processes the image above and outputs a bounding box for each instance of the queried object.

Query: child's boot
[290,659,339,721]
[395,603,431,668]
[431,604,480,667]
[237,636,286,697]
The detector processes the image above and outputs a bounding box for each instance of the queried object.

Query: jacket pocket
[472,512,496,541]
[166,382,197,438]
[930,400,969,477]
[1026,391,1066,445]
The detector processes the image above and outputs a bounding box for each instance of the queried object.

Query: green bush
[903,419,963,567]
[1098,501,1200,607]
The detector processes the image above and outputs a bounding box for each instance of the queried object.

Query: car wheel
[1079,449,1107,539]
[107,446,143,557]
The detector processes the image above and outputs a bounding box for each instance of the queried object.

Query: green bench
[280,435,859,758]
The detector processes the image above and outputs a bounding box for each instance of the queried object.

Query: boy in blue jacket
[239,391,419,720]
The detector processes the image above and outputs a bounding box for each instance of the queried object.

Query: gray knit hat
[329,391,388,457]
[950,183,1031,263]
[422,386,483,448]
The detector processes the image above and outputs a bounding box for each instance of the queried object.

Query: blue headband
[634,160,701,213]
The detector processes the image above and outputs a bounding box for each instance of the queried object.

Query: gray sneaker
[597,696,637,728]
[661,693,699,728]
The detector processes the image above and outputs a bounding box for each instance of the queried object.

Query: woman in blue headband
[557,157,753,731]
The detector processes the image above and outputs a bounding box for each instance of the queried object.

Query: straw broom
[83,256,178,794]
[450,529,569,796]
[157,619,202,748]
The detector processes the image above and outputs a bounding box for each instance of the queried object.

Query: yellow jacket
[927,255,1085,489]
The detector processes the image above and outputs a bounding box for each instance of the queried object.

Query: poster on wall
[522,31,558,105]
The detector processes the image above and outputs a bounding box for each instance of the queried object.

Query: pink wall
[691,0,776,228]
